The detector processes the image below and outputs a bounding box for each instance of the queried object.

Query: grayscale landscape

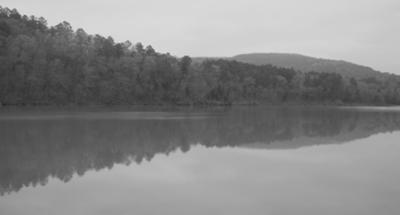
[0,0,399,214]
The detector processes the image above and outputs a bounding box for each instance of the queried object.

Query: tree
[1,6,400,106]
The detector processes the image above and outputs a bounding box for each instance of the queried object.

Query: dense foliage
[1,6,400,105]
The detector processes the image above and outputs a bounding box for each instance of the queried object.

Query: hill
[2,6,400,106]
[231,53,383,79]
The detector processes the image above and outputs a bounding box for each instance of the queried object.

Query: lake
[0,106,399,215]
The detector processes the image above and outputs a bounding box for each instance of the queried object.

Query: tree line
[1,6,400,106]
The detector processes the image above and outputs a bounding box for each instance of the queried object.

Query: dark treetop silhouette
[1,6,400,106]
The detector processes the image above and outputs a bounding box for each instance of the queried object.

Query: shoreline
[0,102,398,112]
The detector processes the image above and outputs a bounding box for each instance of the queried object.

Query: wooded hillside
[1,6,400,106]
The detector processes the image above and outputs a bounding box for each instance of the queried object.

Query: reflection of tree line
[1,108,400,195]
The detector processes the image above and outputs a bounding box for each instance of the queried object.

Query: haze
[3,0,399,74]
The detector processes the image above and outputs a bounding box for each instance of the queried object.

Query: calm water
[0,106,399,215]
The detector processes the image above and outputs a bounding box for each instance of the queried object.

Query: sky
[2,0,400,74]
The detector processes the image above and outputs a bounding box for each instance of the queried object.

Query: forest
[1,6,400,106]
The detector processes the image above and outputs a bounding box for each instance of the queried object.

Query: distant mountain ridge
[2,6,400,106]
[194,53,385,79]
[232,53,385,79]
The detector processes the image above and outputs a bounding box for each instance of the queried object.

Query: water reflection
[1,107,400,195]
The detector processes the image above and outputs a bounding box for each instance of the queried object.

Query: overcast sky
[3,0,400,74]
